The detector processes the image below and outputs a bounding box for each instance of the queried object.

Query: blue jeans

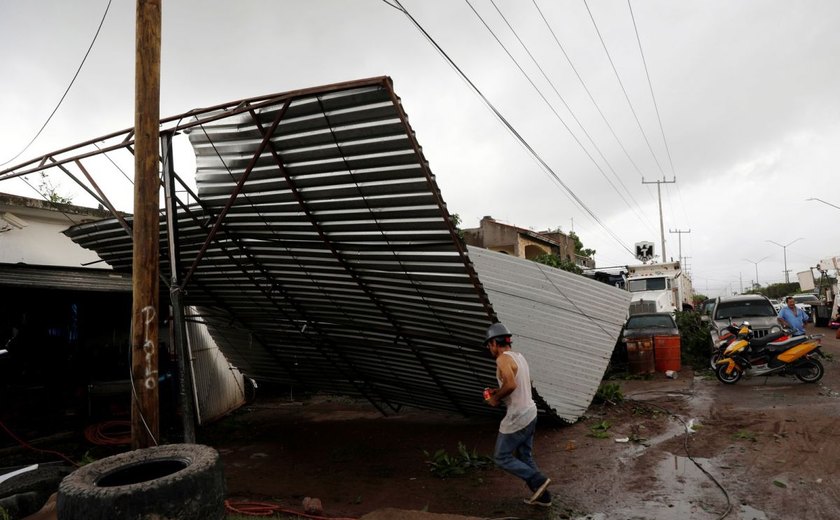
[494,418,547,490]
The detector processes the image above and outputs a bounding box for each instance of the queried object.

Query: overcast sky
[1,0,839,297]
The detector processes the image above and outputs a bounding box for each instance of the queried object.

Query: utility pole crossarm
[668,228,690,266]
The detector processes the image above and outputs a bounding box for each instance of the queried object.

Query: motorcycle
[714,322,824,384]
[709,322,790,370]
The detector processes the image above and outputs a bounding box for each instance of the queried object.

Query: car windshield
[625,315,675,329]
[715,300,776,319]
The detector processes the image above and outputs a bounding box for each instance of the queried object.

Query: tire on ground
[57,443,225,520]
[0,465,72,518]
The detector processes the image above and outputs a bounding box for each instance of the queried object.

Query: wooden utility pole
[131,0,161,449]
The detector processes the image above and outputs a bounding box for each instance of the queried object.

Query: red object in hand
[483,388,492,401]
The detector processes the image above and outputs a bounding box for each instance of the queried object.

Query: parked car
[769,299,782,313]
[703,295,782,351]
[622,312,680,340]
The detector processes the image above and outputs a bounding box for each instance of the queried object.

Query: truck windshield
[628,277,668,292]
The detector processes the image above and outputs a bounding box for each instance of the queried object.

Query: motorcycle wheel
[715,364,742,384]
[794,359,824,383]
[710,352,722,370]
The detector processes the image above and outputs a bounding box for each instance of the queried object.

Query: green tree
[532,253,583,274]
[38,172,73,204]
[569,231,595,258]
[450,213,464,240]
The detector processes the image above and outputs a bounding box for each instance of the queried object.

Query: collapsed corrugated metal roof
[55,77,629,422]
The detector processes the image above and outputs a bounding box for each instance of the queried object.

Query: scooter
[714,322,824,384]
[709,322,790,370]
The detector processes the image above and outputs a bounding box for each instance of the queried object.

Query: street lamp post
[766,238,804,284]
[743,256,769,288]
[806,197,840,211]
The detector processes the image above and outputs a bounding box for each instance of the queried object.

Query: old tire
[57,443,225,520]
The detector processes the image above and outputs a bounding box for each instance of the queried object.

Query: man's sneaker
[527,478,551,504]
[524,490,552,507]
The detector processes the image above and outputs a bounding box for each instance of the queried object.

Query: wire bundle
[83,420,131,446]
[223,499,358,520]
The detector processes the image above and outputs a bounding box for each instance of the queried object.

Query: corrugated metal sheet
[0,264,131,292]
[61,77,628,421]
[468,247,631,422]
[183,306,246,424]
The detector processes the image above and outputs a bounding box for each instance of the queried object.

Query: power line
[0,0,114,167]
[484,0,655,233]
[532,0,649,184]
[627,1,693,231]
[582,0,666,178]
[384,0,635,257]
[627,0,676,178]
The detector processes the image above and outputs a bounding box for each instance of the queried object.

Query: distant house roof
[5,77,628,422]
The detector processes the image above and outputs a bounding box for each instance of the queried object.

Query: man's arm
[488,354,518,407]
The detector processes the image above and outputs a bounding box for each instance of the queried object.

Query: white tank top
[498,351,538,434]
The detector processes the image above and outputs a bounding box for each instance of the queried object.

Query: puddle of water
[740,504,769,519]
[655,453,712,496]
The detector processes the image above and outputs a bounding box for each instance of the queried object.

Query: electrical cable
[582,0,667,179]
[223,499,359,519]
[0,0,113,167]
[384,0,636,258]
[532,0,649,184]
[484,0,655,233]
[0,420,80,468]
[627,0,676,180]
[623,392,733,520]
[83,420,131,446]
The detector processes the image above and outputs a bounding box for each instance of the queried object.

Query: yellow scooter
[714,322,824,384]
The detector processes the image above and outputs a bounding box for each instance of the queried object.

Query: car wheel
[57,443,225,520]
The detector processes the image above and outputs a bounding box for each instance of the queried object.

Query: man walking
[778,296,809,336]
[483,322,551,507]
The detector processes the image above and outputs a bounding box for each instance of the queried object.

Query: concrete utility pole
[131,0,161,450]
[669,228,690,265]
[766,238,803,284]
[642,177,675,262]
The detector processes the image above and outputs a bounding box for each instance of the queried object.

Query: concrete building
[461,216,595,268]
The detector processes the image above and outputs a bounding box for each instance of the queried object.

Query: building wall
[0,193,110,267]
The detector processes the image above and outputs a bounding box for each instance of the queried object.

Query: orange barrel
[626,337,655,375]
[654,335,681,373]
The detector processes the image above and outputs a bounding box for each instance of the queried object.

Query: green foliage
[0,506,9,520]
[748,282,800,299]
[38,172,73,204]
[594,382,624,404]
[733,429,757,442]
[674,310,712,368]
[450,213,464,240]
[569,231,596,257]
[692,293,709,306]
[532,253,583,274]
[423,442,494,478]
[588,420,612,438]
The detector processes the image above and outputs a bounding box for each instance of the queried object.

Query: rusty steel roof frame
[2,76,630,421]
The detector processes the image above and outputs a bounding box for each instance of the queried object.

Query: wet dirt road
[208,325,840,520]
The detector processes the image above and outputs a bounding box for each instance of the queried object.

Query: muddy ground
[204,325,840,520]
